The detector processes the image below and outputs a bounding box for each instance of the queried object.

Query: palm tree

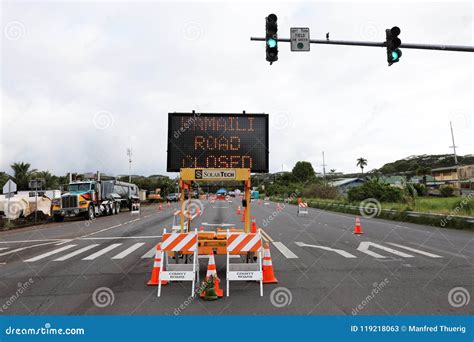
[10,162,37,190]
[35,170,58,189]
[330,169,336,174]
[416,166,431,185]
[356,158,367,175]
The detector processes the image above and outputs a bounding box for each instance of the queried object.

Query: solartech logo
[195,169,236,179]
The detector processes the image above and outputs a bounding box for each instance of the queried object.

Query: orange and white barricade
[171,210,191,233]
[131,201,140,215]
[226,230,263,297]
[158,229,199,297]
[297,202,308,216]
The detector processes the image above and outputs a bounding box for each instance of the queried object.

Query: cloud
[1,2,472,177]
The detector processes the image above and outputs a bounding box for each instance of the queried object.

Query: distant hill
[378,154,474,174]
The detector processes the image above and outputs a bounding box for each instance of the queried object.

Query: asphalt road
[0,199,472,315]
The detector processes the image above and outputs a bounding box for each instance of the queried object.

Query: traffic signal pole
[250,37,474,52]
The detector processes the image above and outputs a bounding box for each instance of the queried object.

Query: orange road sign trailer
[172,168,252,255]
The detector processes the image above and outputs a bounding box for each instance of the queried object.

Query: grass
[381,197,470,216]
[285,196,472,216]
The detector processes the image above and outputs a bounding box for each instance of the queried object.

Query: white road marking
[141,247,156,258]
[82,243,122,260]
[112,243,145,259]
[78,224,123,239]
[79,235,161,240]
[24,245,77,262]
[54,244,99,261]
[0,247,8,251]
[123,218,140,225]
[295,242,357,258]
[0,239,65,244]
[0,240,67,257]
[272,241,299,259]
[201,223,235,227]
[357,242,414,259]
[388,243,443,258]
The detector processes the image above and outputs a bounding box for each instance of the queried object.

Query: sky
[1,1,473,178]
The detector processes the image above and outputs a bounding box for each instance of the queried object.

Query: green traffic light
[267,38,277,48]
[391,49,402,61]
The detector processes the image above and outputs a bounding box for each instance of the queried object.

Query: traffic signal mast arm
[251,37,474,52]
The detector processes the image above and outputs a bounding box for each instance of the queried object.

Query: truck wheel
[53,214,64,222]
[87,206,95,220]
[115,203,120,214]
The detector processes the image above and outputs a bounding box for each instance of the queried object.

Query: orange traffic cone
[199,226,204,232]
[236,206,241,215]
[353,216,363,234]
[241,211,245,222]
[147,244,168,286]
[159,203,163,211]
[258,199,261,205]
[200,250,223,297]
[251,216,257,233]
[263,243,278,283]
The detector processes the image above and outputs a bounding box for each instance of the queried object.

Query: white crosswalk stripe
[24,245,77,262]
[141,246,157,258]
[387,243,443,258]
[54,244,100,261]
[82,243,122,260]
[0,247,8,251]
[112,243,145,259]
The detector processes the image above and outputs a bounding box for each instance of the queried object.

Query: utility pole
[449,121,458,165]
[127,148,132,183]
[322,151,327,179]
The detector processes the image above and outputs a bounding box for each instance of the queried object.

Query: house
[381,175,406,188]
[328,178,365,196]
[431,165,474,193]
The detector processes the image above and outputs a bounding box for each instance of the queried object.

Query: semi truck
[52,172,140,222]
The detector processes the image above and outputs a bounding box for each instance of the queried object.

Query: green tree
[10,162,37,190]
[416,166,431,185]
[0,172,11,192]
[292,161,315,183]
[34,170,59,189]
[356,157,367,175]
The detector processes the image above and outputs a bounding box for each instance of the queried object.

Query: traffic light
[385,26,402,66]
[266,13,278,64]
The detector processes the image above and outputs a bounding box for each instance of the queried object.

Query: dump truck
[52,172,140,222]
